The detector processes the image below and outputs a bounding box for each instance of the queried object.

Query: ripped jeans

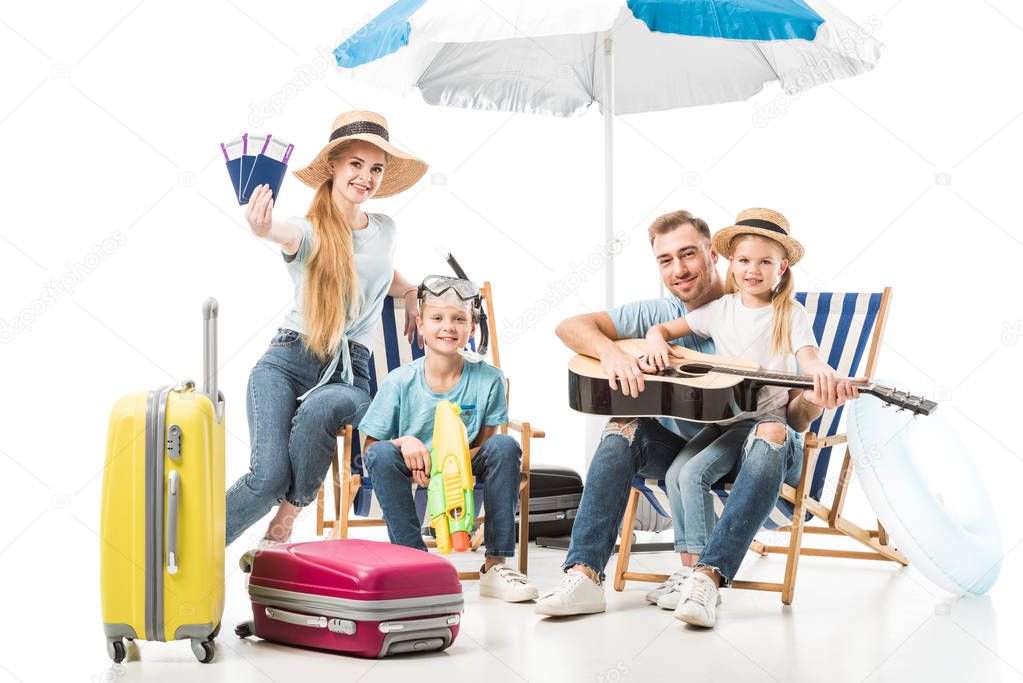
[694,418,803,586]
[665,419,761,555]
[225,330,372,546]
[563,417,689,580]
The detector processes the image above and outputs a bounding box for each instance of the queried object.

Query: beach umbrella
[333,0,881,305]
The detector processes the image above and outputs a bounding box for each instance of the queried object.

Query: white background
[0,1,1021,681]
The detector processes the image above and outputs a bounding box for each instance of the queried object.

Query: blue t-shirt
[358,357,508,452]
[607,295,716,439]
[281,213,396,351]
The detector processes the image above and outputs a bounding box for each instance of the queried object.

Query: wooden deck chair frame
[314,282,542,581]
[613,287,908,604]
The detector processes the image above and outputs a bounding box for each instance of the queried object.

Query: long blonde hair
[302,143,360,361]
[724,234,796,359]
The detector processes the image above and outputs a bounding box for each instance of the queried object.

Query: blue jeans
[665,419,759,554]
[225,329,372,546]
[563,418,687,579]
[365,434,522,558]
[696,419,804,586]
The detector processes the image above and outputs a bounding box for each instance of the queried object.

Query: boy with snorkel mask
[360,276,538,602]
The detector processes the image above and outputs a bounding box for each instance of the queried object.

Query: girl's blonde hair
[724,234,796,359]
[302,141,384,360]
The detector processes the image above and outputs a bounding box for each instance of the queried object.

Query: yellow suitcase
[101,299,225,663]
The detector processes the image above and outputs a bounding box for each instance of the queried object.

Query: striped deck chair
[315,282,543,580]
[613,288,908,604]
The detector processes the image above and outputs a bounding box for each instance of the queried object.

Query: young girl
[226,110,427,566]
[643,208,853,627]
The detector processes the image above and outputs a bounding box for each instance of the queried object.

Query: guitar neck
[700,364,937,416]
[705,365,868,392]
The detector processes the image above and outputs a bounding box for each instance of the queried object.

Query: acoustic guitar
[568,339,937,422]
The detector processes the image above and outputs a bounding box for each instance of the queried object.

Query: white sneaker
[645,568,692,606]
[478,564,539,602]
[534,568,606,616]
[238,537,286,573]
[673,573,722,628]
[656,587,685,610]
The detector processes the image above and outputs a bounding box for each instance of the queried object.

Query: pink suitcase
[236,539,463,657]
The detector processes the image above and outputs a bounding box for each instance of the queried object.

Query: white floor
[24,528,1021,683]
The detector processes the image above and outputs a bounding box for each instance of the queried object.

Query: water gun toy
[427,401,475,554]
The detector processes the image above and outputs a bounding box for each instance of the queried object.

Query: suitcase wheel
[190,638,215,664]
[106,639,126,663]
[234,621,254,639]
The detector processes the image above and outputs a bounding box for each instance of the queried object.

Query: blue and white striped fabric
[636,291,884,531]
[332,0,879,118]
[336,0,824,69]
[350,296,486,523]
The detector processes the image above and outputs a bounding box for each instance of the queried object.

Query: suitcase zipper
[249,584,464,622]
[145,386,172,642]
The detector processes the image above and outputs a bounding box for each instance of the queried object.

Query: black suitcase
[517,464,582,540]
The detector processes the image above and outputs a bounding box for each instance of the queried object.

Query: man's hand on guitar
[600,345,647,398]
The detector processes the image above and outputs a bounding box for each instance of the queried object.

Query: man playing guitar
[534,209,857,626]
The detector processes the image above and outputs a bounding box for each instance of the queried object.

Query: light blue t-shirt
[358,357,508,452]
[281,213,396,351]
[608,295,716,439]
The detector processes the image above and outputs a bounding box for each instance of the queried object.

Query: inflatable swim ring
[847,387,1002,596]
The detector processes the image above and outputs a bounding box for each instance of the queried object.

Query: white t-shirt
[684,293,818,422]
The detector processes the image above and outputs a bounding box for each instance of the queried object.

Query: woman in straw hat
[227,111,428,562]
[642,208,860,628]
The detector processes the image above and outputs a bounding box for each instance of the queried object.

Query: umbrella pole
[603,36,615,309]
[580,35,620,497]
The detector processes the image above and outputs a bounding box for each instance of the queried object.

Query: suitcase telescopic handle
[167,470,180,575]
[202,298,224,421]
[202,298,218,403]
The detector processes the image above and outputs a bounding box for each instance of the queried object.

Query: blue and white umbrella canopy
[334,0,881,117]
[332,0,881,308]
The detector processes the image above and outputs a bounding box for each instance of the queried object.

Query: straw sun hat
[711,208,805,266]
[293,110,428,198]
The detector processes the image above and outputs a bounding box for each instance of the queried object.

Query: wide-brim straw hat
[711,208,804,265]
[293,110,428,198]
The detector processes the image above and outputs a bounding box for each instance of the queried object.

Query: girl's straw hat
[293,110,427,198]
[711,208,804,265]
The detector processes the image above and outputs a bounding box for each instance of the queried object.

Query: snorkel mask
[417,270,489,361]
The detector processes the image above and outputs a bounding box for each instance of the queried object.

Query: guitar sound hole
[676,362,712,378]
